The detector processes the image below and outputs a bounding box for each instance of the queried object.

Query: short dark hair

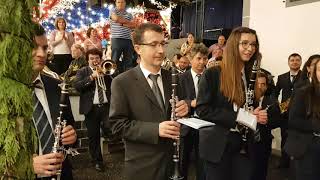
[288,53,302,61]
[132,23,163,45]
[32,23,46,36]
[190,44,208,59]
[86,48,102,61]
[86,27,95,38]
[257,71,268,85]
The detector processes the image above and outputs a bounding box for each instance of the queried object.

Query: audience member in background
[110,0,137,74]
[74,49,112,172]
[273,53,302,169]
[208,34,226,56]
[61,44,88,94]
[179,44,208,180]
[170,24,181,39]
[207,47,223,68]
[83,27,102,52]
[295,54,320,89]
[102,41,112,61]
[49,17,74,75]
[285,59,320,180]
[180,33,195,57]
[175,55,190,74]
[251,72,281,180]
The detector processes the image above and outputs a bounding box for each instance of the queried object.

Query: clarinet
[52,77,79,180]
[169,66,184,180]
[238,57,261,154]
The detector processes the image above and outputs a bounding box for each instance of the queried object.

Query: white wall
[242,0,320,152]
[248,0,320,77]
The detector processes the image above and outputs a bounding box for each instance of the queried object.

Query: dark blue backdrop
[181,0,243,41]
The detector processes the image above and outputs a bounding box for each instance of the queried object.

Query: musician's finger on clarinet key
[159,121,181,140]
[61,125,77,145]
[175,100,189,117]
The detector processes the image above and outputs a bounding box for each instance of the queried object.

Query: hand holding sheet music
[236,108,257,131]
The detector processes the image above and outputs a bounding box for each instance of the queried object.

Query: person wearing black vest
[274,53,302,168]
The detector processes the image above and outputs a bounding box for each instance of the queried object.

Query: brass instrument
[279,98,290,114]
[169,66,184,180]
[94,60,117,91]
[161,57,173,71]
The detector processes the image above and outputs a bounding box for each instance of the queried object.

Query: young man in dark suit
[274,53,302,168]
[179,43,208,180]
[109,23,189,180]
[32,24,77,179]
[74,48,112,172]
[251,72,281,180]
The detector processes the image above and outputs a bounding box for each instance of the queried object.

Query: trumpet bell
[101,60,117,75]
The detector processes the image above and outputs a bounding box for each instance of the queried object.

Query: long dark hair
[220,27,260,106]
[300,54,320,80]
[306,59,320,120]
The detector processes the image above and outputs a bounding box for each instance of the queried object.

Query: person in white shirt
[49,17,74,75]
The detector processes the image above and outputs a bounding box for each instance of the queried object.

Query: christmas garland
[0,0,38,179]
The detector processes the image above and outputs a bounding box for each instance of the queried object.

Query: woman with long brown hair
[285,59,320,180]
[196,27,267,180]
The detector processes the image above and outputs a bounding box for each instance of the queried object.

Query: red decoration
[33,0,60,21]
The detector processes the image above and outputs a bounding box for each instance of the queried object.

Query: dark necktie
[32,90,54,154]
[149,74,165,111]
[196,74,201,86]
[291,74,296,83]
[97,84,104,104]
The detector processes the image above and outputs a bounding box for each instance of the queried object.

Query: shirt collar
[191,68,202,79]
[33,73,44,89]
[140,64,162,79]
[290,70,299,76]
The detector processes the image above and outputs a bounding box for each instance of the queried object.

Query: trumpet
[93,60,117,91]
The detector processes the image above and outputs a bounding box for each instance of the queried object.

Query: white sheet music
[177,118,215,129]
[236,108,257,131]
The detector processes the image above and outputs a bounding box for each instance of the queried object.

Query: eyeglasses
[139,41,168,48]
[239,41,257,49]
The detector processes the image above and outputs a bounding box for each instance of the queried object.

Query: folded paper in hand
[236,108,257,131]
[177,118,215,129]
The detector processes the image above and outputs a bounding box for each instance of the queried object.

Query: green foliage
[0,0,39,179]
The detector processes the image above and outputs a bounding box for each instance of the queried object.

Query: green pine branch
[0,0,39,179]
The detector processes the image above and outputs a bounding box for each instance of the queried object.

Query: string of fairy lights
[39,0,175,44]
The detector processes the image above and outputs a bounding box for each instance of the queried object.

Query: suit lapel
[133,66,164,112]
[41,74,60,126]
[186,70,196,98]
